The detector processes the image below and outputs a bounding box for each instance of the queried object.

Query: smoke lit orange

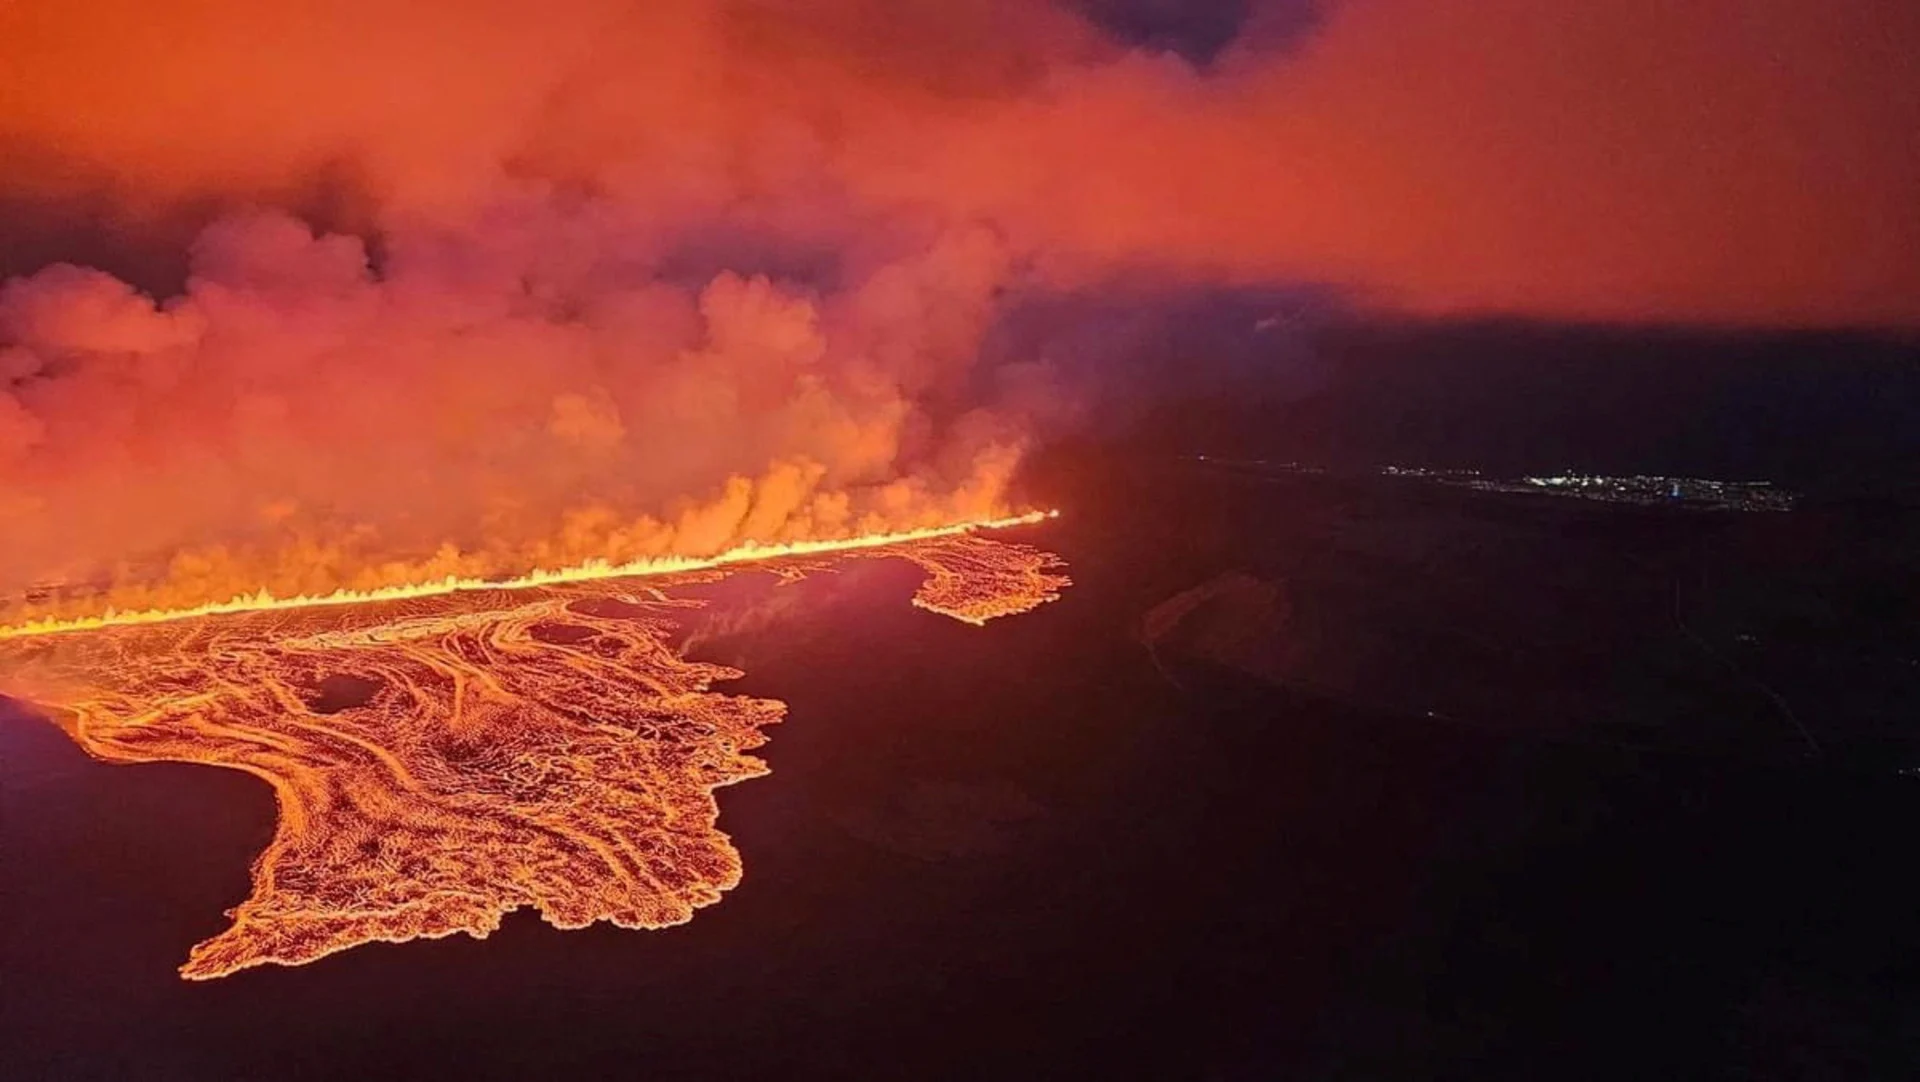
[0,522,1068,980]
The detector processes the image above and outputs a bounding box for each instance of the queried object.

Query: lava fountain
[0,522,1068,980]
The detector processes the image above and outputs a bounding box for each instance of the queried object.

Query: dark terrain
[8,324,1920,1079]
[6,444,1919,1080]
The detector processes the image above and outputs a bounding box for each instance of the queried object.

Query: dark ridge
[1127,317,1920,492]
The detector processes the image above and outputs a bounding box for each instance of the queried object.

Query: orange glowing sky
[2,0,1918,614]
[2,0,1916,326]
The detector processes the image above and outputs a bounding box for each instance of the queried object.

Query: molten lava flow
[0,531,1068,980]
[902,533,1074,625]
[0,511,1059,642]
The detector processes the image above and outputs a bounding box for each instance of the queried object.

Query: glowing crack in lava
[0,526,1068,980]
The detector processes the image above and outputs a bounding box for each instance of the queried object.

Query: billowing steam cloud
[3,0,1918,607]
[0,204,1044,605]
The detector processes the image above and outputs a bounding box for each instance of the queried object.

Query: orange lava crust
[0,534,1067,979]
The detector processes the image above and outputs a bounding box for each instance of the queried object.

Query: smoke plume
[3,0,1918,608]
[0,204,1048,607]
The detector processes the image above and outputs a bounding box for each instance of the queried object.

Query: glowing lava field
[0,528,1067,980]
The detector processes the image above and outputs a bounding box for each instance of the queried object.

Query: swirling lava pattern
[0,535,1068,980]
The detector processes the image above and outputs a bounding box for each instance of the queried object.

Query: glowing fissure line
[0,510,1060,642]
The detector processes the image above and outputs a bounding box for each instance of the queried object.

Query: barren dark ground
[6,442,1919,1079]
